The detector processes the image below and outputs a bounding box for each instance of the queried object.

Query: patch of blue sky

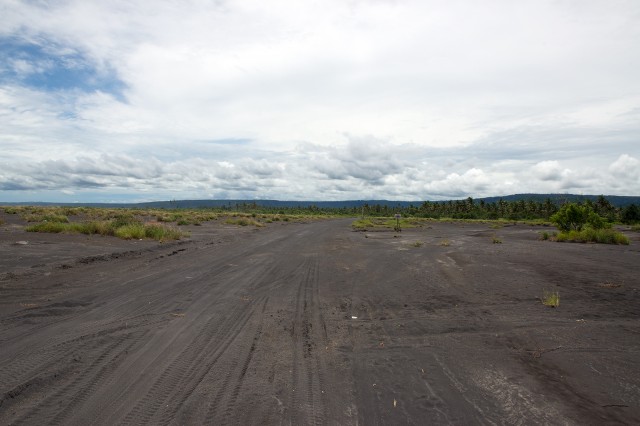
[0,37,126,101]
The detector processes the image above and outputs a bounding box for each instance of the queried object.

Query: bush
[622,204,640,224]
[551,203,607,232]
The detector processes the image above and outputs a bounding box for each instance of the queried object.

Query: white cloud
[1,0,639,201]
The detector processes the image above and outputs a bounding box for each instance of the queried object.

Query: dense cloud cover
[1,0,639,202]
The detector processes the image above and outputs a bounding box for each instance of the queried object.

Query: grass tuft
[542,290,560,308]
[492,236,502,244]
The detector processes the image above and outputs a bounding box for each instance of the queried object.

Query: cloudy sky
[1,0,639,202]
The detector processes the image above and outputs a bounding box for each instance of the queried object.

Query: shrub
[622,204,640,224]
[631,224,640,232]
[540,231,549,240]
[550,203,588,231]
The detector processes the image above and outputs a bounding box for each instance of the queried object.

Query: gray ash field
[1,214,639,425]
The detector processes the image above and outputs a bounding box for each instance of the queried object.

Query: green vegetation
[621,204,640,224]
[410,241,423,247]
[225,217,264,227]
[542,290,560,308]
[352,217,431,231]
[555,228,629,245]
[550,203,608,232]
[631,224,640,232]
[492,236,502,244]
[548,202,629,245]
[25,217,186,242]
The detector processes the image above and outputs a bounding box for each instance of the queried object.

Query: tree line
[229,196,640,224]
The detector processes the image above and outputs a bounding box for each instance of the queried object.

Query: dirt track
[1,216,639,425]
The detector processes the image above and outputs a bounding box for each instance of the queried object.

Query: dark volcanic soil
[0,214,639,425]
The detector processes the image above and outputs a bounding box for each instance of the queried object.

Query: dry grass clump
[598,282,622,289]
[541,290,560,308]
[439,239,451,247]
[225,217,264,227]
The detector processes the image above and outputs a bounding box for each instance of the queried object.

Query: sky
[1,0,639,203]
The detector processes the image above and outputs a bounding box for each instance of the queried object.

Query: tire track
[203,299,268,425]
[11,331,142,426]
[289,255,328,426]
[120,296,266,425]
[0,313,169,393]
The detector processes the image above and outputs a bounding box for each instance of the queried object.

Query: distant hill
[1,194,639,209]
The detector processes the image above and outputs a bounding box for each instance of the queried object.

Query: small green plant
[542,290,560,308]
[492,236,502,244]
[411,241,423,247]
[439,239,451,247]
[631,224,640,232]
[539,231,549,240]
